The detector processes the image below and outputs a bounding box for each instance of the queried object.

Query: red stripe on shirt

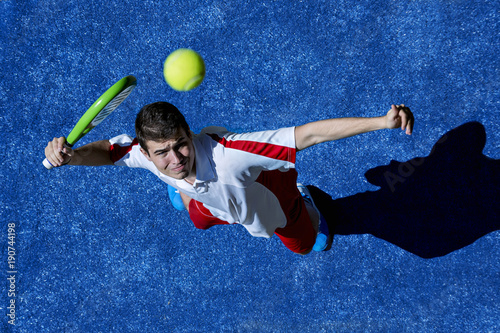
[207,133,296,163]
[109,138,139,163]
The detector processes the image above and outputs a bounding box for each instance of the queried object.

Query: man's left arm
[295,104,414,151]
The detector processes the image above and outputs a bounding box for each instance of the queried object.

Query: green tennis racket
[43,75,137,169]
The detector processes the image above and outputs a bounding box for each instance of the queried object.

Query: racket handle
[42,158,54,170]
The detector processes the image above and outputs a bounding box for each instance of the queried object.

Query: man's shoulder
[199,126,228,135]
[195,127,231,147]
[109,134,136,146]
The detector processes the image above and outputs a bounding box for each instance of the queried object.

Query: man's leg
[298,184,332,252]
[274,196,317,255]
[297,199,320,255]
[304,200,319,233]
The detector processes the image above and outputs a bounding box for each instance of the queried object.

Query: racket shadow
[308,122,500,259]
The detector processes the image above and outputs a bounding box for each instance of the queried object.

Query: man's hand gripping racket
[43,75,137,169]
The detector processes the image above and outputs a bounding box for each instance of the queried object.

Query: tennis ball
[163,48,205,91]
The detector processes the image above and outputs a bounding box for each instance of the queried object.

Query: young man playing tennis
[45,102,414,254]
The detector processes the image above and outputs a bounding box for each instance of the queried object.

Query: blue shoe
[297,183,332,251]
[168,185,186,211]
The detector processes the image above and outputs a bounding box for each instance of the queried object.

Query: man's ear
[140,147,152,161]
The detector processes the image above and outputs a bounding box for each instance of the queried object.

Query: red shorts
[273,197,316,253]
[188,170,316,254]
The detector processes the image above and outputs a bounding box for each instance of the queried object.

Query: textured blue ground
[1,1,499,332]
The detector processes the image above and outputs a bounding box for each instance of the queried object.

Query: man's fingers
[46,150,60,167]
[47,140,60,166]
[53,140,65,164]
[387,104,414,134]
[46,137,69,167]
[406,115,414,135]
[399,109,408,131]
[398,105,414,135]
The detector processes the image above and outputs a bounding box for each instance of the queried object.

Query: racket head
[65,75,137,146]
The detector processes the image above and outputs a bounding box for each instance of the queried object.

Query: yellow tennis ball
[163,48,205,91]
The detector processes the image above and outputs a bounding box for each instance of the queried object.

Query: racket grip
[42,158,54,170]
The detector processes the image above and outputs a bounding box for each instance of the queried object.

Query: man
[45,102,414,254]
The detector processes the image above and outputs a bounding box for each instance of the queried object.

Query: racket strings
[91,85,135,127]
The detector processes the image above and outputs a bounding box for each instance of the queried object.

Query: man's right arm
[44,137,113,167]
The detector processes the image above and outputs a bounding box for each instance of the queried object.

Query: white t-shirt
[109,126,297,238]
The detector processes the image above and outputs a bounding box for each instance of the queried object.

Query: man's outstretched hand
[385,104,414,135]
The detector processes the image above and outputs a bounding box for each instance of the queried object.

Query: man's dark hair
[135,102,191,153]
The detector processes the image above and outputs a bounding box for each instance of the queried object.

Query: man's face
[140,128,196,181]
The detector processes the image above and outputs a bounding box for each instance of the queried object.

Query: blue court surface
[1,1,499,332]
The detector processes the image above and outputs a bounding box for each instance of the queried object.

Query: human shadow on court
[309,122,500,258]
